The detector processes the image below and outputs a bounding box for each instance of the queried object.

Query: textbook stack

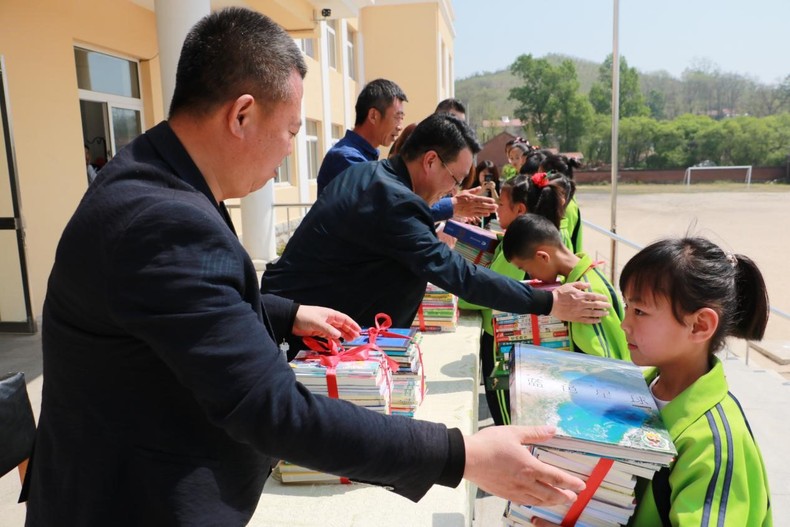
[442,219,500,267]
[503,344,676,527]
[412,283,458,332]
[345,328,425,418]
[273,348,393,485]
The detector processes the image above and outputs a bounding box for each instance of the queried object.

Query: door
[0,57,36,333]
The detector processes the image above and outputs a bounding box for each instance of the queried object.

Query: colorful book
[510,343,676,465]
[442,219,500,252]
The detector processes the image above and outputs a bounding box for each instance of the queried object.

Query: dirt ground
[575,184,790,377]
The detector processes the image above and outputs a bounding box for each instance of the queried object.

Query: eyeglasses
[436,153,462,189]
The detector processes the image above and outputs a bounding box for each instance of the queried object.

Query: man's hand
[463,426,585,506]
[451,190,497,219]
[549,282,611,323]
[292,305,361,342]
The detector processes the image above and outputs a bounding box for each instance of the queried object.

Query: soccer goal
[683,165,752,187]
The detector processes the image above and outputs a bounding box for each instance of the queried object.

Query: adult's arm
[430,192,497,222]
[107,199,454,501]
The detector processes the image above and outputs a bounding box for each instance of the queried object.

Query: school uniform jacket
[25,122,464,526]
[630,358,772,526]
[457,238,525,335]
[567,253,630,361]
[560,198,583,254]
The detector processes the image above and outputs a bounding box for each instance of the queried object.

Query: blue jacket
[316,129,379,195]
[25,122,463,526]
[262,156,553,329]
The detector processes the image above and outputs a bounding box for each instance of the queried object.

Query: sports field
[576,183,790,373]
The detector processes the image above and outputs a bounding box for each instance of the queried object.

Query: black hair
[354,79,408,126]
[169,7,307,118]
[500,173,574,228]
[502,214,563,261]
[540,154,581,179]
[435,98,467,116]
[399,113,481,163]
[619,237,769,353]
[520,150,547,175]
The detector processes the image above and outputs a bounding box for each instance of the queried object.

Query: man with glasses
[316,78,407,195]
[262,113,610,332]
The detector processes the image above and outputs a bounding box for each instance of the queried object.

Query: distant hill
[455,54,602,131]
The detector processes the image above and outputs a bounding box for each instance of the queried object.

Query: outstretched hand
[452,190,497,219]
[292,305,361,342]
[549,282,611,324]
[463,425,585,506]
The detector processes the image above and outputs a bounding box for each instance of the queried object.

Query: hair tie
[726,253,737,268]
[531,172,549,188]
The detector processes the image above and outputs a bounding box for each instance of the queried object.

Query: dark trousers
[480,330,510,425]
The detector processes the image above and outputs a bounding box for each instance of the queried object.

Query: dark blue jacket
[316,129,379,195]
[25,122,462,526]
[262,157,553,329]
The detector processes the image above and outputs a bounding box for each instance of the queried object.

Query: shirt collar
[344,129,379,159]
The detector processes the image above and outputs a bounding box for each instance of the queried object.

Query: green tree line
[461,54,790,168]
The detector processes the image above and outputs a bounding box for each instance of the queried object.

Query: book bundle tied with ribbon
[442,219,500,267]
[274,314,414,485]
[412,282,458,333]
[344,314,425,418]
[503,344,676,527]
[488,281,570,391]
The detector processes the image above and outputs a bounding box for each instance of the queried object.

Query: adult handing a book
[24,8,586,526]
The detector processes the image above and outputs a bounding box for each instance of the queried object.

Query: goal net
[683,165,752,187]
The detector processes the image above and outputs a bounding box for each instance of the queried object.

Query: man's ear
[689,307,719,342]
[227,94,256,138]
[367,107,379,125]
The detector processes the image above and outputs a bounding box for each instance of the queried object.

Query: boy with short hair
[502,214,630,361]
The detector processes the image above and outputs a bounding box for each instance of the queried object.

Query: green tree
[508,55,558,144]
[588,55,649,118]
[551,60,593,151]
[619,117,658,168]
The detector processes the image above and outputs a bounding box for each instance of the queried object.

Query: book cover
[510,344,676,465]
[443,219,500,252]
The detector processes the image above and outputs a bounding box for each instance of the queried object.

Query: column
[154,0,211,116]
[241,183,277,267]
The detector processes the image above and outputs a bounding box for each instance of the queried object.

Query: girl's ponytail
[731,254,770,341]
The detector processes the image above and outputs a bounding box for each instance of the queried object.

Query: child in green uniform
[532,237,772,527]
[458,173,574,425]
[502,213,629,361]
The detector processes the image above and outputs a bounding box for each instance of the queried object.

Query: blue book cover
[510,344,676,466]
[345,328,417,351]
[443,219,500,252]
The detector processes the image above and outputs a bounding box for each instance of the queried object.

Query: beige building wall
[0,0,454,325]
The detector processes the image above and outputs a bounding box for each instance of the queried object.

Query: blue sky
[452,0,789,85]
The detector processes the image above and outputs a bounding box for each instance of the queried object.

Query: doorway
[0,57,36,333]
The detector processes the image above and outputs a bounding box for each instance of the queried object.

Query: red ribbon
[416,304,426,331]
[530,314,542,346]
[531,172,549,188]
[561,457,614,526]
[360,313,425,400]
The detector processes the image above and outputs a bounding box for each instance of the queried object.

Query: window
[345,29,357,80]
[74,47,143,167]
[325,21,338,70]
[275,153,293,184]
[297,38,316,59]
[331,124,344,147]
[305,120,321,180]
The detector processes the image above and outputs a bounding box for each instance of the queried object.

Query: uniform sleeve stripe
[592,267,622,320]
[580,275,609,357]
[702,410,723,526]
[727,391,755,439]
[715,403,734,527]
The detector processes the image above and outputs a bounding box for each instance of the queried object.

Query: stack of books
[504,344,676,527]
[488,281,571,391]
[345,328,425,418]
[274,348,394,484]
[412,282,458,332]
[442,219,500,267]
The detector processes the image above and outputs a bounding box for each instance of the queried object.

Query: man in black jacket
[24,7,585,526]
[262,113,610,329]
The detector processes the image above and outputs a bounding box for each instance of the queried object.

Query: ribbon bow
[363,313,425,401]
[531,172,549,188]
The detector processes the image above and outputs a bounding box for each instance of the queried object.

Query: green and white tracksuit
[458,239,524,425]
[630,358,772,526]
[560,198,583,254]
[566,253,630,361]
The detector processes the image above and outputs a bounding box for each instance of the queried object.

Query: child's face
[621,290,692,368]
[509,253,557,283]
[497,190,522,229]
[507,148,525,170]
